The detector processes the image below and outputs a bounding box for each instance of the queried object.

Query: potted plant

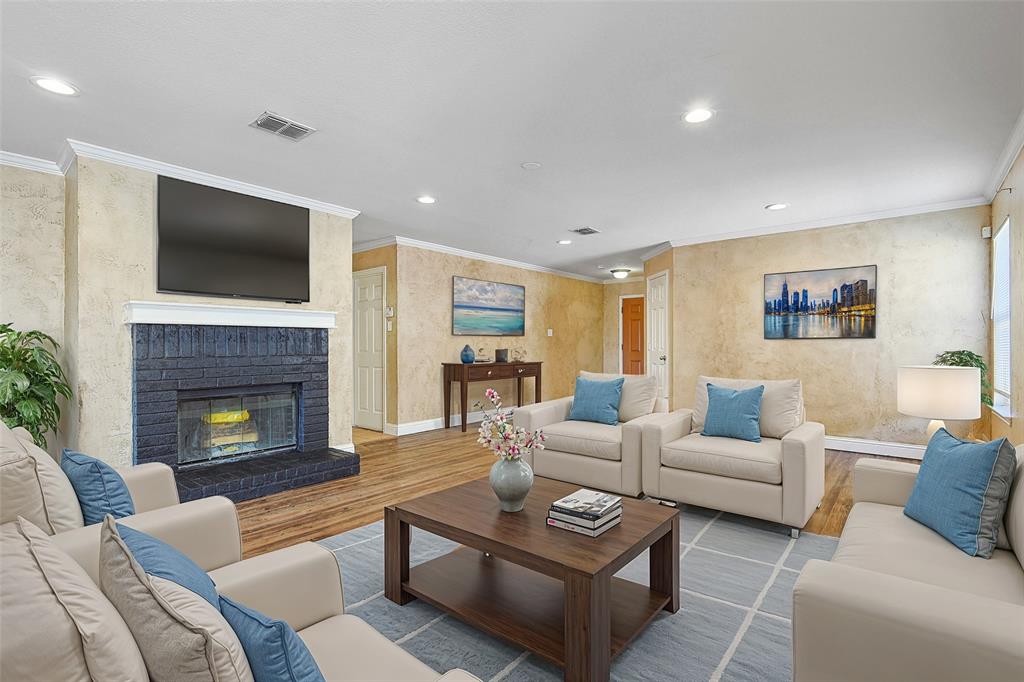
[933,350,992,407]
[0,323,72,447]
[476,388,545,512]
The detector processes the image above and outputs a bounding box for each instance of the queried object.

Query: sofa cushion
[693,376,804,439]
[568,377,624,425]
[61,449,135,525]
[117,522,219,606]
[904,430,1016,558]
[298,614,438,682]
[542,420,622,461]
[580,371,659,422]
[701,383,764,442]
[835,502,1024,605]
[661,433,782,484]
[1000,448,1024,572]
[0,517,147,682]
[1,440,50,532]
[1,423,84,533]
[221,595,325,682]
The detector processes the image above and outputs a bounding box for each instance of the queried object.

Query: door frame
[353,265,388,431]
[617,294,645,374]
[646,269,670,398]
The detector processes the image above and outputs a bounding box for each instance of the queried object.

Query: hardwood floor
[236,427,911,557]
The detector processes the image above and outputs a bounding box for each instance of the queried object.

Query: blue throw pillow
[115,522,218,606]
[220,595,325,682]
[904,429,1017,558]
[701,383,765,442]
[568,377,624,425]
[60,449,135,524]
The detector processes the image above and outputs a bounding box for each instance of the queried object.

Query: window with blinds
[992,217,1011,413]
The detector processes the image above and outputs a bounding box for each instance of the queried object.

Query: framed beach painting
[452,276,525,336]
[764,265,877,339]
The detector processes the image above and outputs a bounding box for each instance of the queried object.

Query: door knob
[659,355,667,361]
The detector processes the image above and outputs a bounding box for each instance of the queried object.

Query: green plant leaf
[14,398,42,423]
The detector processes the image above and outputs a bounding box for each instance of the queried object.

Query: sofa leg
[790,528,800,539]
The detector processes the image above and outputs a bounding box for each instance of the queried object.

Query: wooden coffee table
[384,477,679,682]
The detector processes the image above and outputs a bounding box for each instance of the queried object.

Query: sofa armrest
[853,458,920,506]
[119,462,180,512]
[52,495,241,584]
[640,409,693,497]
[781,421,825,528]
[436,671,483,681]
[793,559,1024,682]
[210,542,344,632]
[513,396,573,432]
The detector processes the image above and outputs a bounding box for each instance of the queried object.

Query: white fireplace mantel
[123,300,337,329]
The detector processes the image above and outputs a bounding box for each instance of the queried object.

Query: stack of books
[546,489,622,537]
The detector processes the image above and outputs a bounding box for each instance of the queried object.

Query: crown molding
[0,151,63,175]
[639,242,672,263]
[61,139,360,219]
[667,195,990,249]
[987,106,1024,201]
[352,235,604,283]
[603,275,644,284]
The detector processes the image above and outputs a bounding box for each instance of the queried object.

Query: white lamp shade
[897,366,981,420]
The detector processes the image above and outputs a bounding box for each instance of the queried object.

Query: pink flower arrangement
[476,388,545,461]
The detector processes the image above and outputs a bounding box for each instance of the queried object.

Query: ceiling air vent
[250,111,317,142]
[570,226,601,236]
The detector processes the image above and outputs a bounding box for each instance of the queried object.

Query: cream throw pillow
[0,422,84,533]
[579,371,659,422]
[693,376,804,439]
[12,425,85,531]
[0,517,147,682]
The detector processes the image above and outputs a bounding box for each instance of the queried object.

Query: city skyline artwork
[764,265,877,339]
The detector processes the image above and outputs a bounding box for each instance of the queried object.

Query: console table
[442,362,542,432]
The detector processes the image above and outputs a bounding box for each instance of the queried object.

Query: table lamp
[897,365,981,439]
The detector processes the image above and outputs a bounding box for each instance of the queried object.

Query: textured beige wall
[602,280,645,372]
[63,157,353,465]
[396,245,603,424]
[352,244,398,425]
[670,206,991,444]
[990,146,1023,446]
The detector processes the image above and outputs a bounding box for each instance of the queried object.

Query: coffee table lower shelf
[403,546,671,669]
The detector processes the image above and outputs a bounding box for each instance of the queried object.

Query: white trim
[352,266,388,432]
[667,196,990,249]
[351,235,603,284]
[383,407,508,436]
[646,270,670,400]
[639,241,672,263]
[617,294,644,374]
[123,300,337,329]
[824,435,926,460]
[0,150,63,175]
[987,106,1024,201]
[331,442,356,453]
[63,139,360,219]
[603,275,644,284]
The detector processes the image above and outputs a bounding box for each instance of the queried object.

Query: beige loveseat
[13,495,479,681]
[513,371,667,496]
[640,376,825,531]
[793,455,1024,682]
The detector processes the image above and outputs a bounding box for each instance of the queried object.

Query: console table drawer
[468,364,513,380]
[512,364,539,378]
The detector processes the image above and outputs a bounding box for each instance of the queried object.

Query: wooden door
[621,297,645,374]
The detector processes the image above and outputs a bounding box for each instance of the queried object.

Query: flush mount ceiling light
[683,108,713,123]
[764,203,789,211]
[610,268,631,279]
[520,162,543,170]
[416,195,436,204]
[30,76,79,96]
[557,239,572,245]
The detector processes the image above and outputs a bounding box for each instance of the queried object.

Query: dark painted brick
[204,367,240,378]
[136,358,183,370]
[135,400,176,415]
[149,326,165,359]
[136,380,178,392]
[135,369,163,381]
[282,373,310,383]
[218,377,253,387]
[136,412,171,426]
[178,378,218,390]
[165,326,179,357]
[138,434,177,449]
[134,328,150,360]
[136,390,177,404]
[163,368,203,380]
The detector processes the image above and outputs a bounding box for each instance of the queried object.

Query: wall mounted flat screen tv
[157,176,310,302]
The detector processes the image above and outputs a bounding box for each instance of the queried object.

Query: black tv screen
[157,176,310,302]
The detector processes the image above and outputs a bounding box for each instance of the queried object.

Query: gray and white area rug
[318,505,838,682]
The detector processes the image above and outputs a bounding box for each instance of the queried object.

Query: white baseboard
[825,436,926,460]
[331,442,356,453]
[384,408,513,437]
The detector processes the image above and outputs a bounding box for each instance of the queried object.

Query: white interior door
[646,271,669,399]
[353,269,385,431]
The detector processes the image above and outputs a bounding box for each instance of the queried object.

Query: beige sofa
[36,496,479,681]
[513,372,667,496]
[793,455,1024,682]
[640,376,825,532]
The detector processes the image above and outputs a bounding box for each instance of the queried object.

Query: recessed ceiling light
[521,162,543,170]
[30,76,79,96]
[557,239,572,245]
[610,268,631,279]
[416,195,436,204]
[683,108,713,124]
[764,203,789,211]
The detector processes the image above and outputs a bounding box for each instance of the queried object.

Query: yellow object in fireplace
[203,409,250,425]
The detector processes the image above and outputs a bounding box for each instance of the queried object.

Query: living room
[1,2,1022,681]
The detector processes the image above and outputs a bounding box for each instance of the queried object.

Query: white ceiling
[3,1,1022,280]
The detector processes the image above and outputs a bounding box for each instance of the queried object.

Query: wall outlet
[386,321,393,332]
[547,328,554,337]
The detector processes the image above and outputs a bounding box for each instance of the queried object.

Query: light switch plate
[547,328,553,337]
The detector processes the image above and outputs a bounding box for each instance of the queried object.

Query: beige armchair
[793,455,1024,682]
[513,372,667,496]
[641,376,825,532]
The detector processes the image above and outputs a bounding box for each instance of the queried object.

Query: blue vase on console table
[460,345,475,364]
